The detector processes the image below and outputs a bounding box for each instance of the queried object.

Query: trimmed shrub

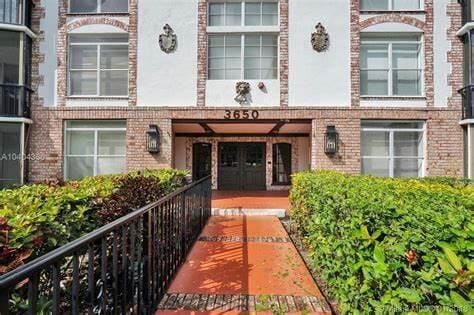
[290,171,473,314]
[0,169,187,275]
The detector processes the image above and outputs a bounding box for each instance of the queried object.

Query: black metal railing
[0,84,31,118]
[0,176,212,315]
[459,85,474,119]
[0,0,32,27]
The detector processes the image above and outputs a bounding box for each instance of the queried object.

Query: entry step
[211,208,286,218]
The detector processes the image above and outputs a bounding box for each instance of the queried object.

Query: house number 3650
[224,110,259,120]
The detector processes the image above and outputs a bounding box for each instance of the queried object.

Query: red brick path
[156,216,331,314]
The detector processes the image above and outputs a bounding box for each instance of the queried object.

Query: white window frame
[208,33,279,80]
[360,0,423,11]
[68,0,129,14]
[68,36,129,98]
[361,121,426,178]
[63,121,127,180]
[360,35,424,97]
[207,0,280,27]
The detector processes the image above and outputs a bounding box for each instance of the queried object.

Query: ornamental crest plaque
[159,24,177,53]
[234,82,250,105]
[311,23,329,52]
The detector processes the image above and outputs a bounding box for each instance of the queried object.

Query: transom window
[64,121,126,181]
[208,34,278,80]
[361,121,425,178]
[360,34,422,97]
[209,1,278,26]
[68,34,129,97]
[69,0,129,14]
[360,0,422,11]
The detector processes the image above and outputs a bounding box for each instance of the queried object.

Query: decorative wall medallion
[159,24,177,53]
[311,23,329,52]
[234,82,250,105]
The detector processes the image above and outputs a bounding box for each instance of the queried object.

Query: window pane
[361,44,388,69]
[263,3,278,14]
[226,57,241,69]
[394,158,422,177]
[70,71,97,95]
[209,47,225,58]
[209,36,225,47]
[262,15,278,25]
[360,70,389,95]
[261,68,277,79]
[69,34,128,44]
[262,3,278,25]
[0,31,20,84]
[70,45,97,69]
[245,57,260,69]
[245,46,260,57]
[261,57,277,68]
[67,121,126,129]
[394,131,423,157]
[362,131,390,156]
[0,123,22,188]
[226,35,241,46]
[209,69,224,80]
[245,35,260,46]
[209,3,224,15]
[226,47,241,58]
[245,2,261,26]
[362,158,390,177]
[393,0,421,10]
[66,131,95,155]
[101,0,128,13]
[209,15,224,26]
[393,70,421,96]
[100,46,128,69]
[100,70,128,96]
[209,58,225,69]
[360,0,388,10]
[225,3,241,26]
[70,0,97,13]
[392,44,419,69]
[245,15,260,26]
[225,69,241,79]
[244,69,259,79]
[98,130,126,155]
[97,157,126,175]
[66,157,94,180]
[262,35,278,46]
[262,46,277,57]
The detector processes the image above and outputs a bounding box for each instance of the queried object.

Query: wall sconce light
[324,125,339,155]
[147,125,160,153]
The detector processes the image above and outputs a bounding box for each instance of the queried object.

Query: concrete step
[211,208,286,218]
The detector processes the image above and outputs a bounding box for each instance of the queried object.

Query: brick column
[280,0,289,107]
[196,0,208,107]
[128,0,138,106]
[424,0,435,107]
[56,0,68,107]
[350,0,361,107]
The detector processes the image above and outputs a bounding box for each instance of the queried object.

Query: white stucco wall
[433,0,451,108]
[38,0,58,107]
[288,0,351,107]
[137,0,198,106]
[174,137,187,170]
[206,80,280,107]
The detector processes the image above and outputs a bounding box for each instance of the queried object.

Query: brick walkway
[156,216,331,314]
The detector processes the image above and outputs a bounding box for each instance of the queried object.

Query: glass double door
[218,142,266,191]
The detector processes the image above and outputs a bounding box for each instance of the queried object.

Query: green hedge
[0,169,187,274]
[290,171,474,314]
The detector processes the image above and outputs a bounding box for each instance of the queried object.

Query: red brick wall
[279,0,289,107]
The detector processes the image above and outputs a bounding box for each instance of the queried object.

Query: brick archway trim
[66,17,129,32]
[360,15,425,31]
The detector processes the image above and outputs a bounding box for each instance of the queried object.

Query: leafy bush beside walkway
[0,169,187,275]
[290,171,473,314]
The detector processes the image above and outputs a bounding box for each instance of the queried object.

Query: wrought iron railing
[0,0,32,27]
[0,84,32,118]
[0,176,212,315]
[459,85,474,120]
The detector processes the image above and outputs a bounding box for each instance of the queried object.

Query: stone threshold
[211,208,286,218]
[198,235,291,243]
[157,293,331,313]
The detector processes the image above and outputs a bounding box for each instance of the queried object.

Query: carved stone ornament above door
[311,22,329,52]
[159,24,177,53]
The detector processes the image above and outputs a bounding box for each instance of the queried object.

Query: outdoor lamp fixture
[324,125,339,155]
[147,125,160,153]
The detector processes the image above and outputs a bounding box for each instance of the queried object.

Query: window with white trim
[361,121,425,178]
[207,0,279,81]
[209,1,278,26]
[360,34,422,97]
[64,121,126,181]
[360,0,421,11]
[68,34,129,97]
[69,0,129,14]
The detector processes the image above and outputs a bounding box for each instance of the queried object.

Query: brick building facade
[1,0,472,189]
